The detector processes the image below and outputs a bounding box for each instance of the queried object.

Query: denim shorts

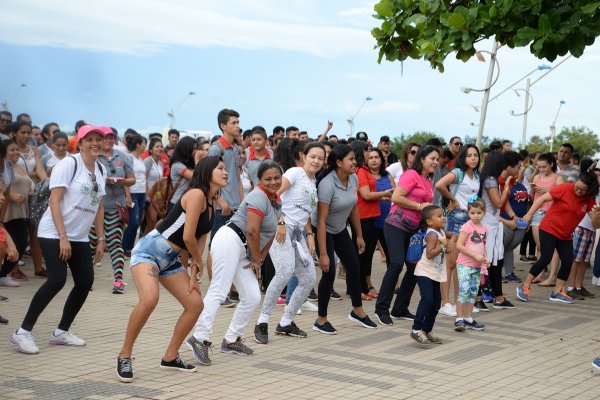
[130,230,185,277]
[531,210,546,227]
[445,209,469,235]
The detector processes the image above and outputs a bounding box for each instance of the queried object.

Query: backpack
[406,229,436,263]
[29,156,104,225]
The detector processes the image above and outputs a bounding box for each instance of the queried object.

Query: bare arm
[349,205,365,253]
[391,186,431,211]
[33,148,48,180]
[523,192,553,222]
[424,234,443,260]
[317,201,331,271]
[317,120,333,142]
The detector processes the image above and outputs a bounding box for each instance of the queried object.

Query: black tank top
[156,195,213,249]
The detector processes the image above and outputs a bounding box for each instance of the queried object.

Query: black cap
[356,131,368,141]
[148,132,162,140]
[380,135,390,143]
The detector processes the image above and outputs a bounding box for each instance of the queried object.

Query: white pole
[475,40,499,149]
[521,78,531,150]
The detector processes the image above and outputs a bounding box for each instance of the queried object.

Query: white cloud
[0,0,374,58]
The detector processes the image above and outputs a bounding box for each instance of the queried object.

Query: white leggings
[193,226,261,343]
[258,225,315,325]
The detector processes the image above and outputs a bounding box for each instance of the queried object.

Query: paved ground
[1,251,599,400]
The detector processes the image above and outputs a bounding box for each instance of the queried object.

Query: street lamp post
[167,91,196,128]
[1,83,27,111]
[549,100,566,152]
[474,41,500,149]
[347,97,373,136]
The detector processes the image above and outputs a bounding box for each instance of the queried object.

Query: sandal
[35,269,47,278]
[361,293,372,301]
[367,287,379,298]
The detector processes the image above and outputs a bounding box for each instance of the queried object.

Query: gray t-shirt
[169,162,191,205]
[557,164,580,183]
[0,159,14,192]
[97,150,133,211]
[482,176,499,225]
[317,172,358,234]
[245,149,274,187]
[229,187,281,259]
[208,138,242,210]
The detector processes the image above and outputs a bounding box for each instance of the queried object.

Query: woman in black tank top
[117,156,228,382]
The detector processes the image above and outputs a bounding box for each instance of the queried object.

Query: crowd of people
[0,108,599,379]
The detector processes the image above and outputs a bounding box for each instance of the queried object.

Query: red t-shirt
[540,183,595,240]
[356,166,381,219]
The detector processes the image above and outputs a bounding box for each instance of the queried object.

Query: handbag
[116,203,129,225]
[385,206,420,232]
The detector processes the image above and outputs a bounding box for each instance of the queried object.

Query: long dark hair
[170,136,197,169]
[478,151,503,197]
[578,171,600,198]
[274,137,304,172]
[400,142,420,171]
[126,133,145,152]
[454,144,480,173]
[537,152,557,172]
[350,140,368,169]
[189,156,223,200]
[411,145,439,177]
[317,144,354,186]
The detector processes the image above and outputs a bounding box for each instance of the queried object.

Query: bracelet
[58,232,67,238]
[417,203,422,211]
[97,237,106,241]
[306,232,314,236]
[277,221,286,226]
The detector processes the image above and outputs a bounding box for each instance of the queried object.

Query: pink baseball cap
[76,125,112,141]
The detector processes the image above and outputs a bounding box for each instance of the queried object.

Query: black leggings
[519,228,536,257]
[316,227,363,317]
[352,217,389,293]
[21,239,94,332]
[0,218,29,277]
[529,229,573,282]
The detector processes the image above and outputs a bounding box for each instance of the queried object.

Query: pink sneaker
[276,297,286,306]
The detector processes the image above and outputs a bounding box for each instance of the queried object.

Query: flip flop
[361,293,372,301]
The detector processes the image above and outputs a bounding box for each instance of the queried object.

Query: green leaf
[581,2,600,14]
[538,15,551,33]
[513,27,539,46]
[489,5,497,18]
[448,12,466,29]
[374,0,395,17]
[419,40,435,53]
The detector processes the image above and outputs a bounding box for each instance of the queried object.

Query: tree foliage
[526,126,600,157]
[372,0,600,72]
[391,131,441,155]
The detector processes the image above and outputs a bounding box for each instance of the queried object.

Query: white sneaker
[11,331,40,354]
[300,301,318,312]
[284,305,302,315]
[0,277,20,287]
[49,331,86,347]
[439,303,457,317]
[17,260,25,266]
[592,276,599,286]
[472,306,479,313]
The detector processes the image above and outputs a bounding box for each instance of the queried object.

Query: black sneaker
[567,289,585,300]
[307,288,318,301]
[391,311,415,321]
[454,319,465,332]
[579,287,596,298]
[229,291,240,303]
[493,299,517,309]
[312,320,337,335]
[117,357,134,383]
[220,298,236,308]
[275,322,307,337]
[0,295,8,302]
[375,311,393,326]
[474,299,489,312]
[221,337,254,355]
[254,323,269,344]
[160,354,197,373]
[348,310,377,329]
[465,319,485,331]
[330,290,342,300]
[186,336,212,365]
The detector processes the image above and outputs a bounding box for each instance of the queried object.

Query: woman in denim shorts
[116,156,228,382]
[435,144,480,317]
[528,153,563,285]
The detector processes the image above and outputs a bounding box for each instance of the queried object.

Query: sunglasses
[453,142,463,146]
[107,159,117,174]
[89,173,99,193]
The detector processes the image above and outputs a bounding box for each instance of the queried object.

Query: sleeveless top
[4,170,34,222]
[156,196,214,249]
[18,146,37,176]
[533,174,559,212]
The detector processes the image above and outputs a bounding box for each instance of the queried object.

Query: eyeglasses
[452,142,463,147]
[409,150,417,155]
[574,184,588,194]
[89,173,99,193]
[0,118,11,124]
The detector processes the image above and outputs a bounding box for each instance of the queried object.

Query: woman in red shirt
[518,172,600,303]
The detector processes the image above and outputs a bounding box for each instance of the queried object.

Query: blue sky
[1,0,599,147]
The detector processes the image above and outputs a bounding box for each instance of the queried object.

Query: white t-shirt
[129,155,147,193]
[281,167,318,227]
[144,157,163,191]
[38,154,107,242]
[578,193,600,231]
[386,162,403,185]
[449,170,480,210]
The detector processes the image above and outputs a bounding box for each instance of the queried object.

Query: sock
[280,316,293,327]
[412,329,421,334]
[567,286,574,291]
[16,327,30,335]
[455,318,464,322]
[464,317,473,323]
[257,313,269,325]
[53,328,67,337]
[576,287,581,290]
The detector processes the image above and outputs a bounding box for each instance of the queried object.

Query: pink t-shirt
[456,220,488,268]
[388,169,433,229]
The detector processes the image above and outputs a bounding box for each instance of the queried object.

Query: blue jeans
[413,276,441,333]
[285,276,299,304]
[122,192,146,252]
[130,230,184,277]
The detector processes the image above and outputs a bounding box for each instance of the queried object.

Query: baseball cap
[76,125,110,142]
[148,132,163,140]
[380,135,390,143]
[356,131,368,141]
